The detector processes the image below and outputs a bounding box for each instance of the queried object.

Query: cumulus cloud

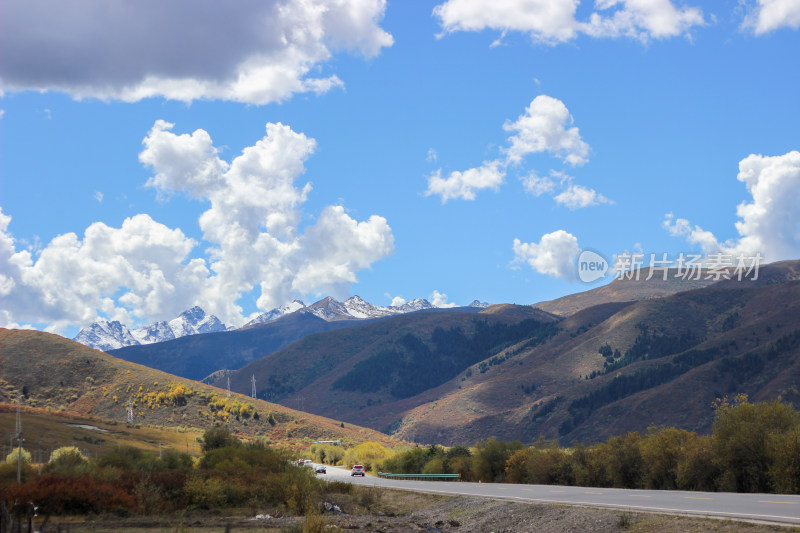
[741,0,800,34]
[663,150,800,262]
[0,0,393,104]
[430,290,459,308]
[433,0,704,43]
[425,160,506,202]
[0,121,394,330]
[513,229,580,279]
[434,0,579,43]
[390,296,407,307]
[554,183,613,209]
[0,208,206,330]
[427,95,603,203]
[520,172,556,196]
[504,95,590,166]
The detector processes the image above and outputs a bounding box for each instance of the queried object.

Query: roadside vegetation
[345,396,800,494]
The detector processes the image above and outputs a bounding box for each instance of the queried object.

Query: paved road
[316,465,800,525]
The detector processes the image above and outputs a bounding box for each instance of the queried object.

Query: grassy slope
[221,305,559,432]
[391,279,800,445]
[207,261,800,446]
[0,329,400,454]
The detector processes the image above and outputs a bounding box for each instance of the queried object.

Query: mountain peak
[75,306,226,352]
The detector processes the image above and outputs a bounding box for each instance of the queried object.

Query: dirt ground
[28,491,800,533]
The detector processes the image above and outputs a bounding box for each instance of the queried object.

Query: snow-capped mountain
[75,296,487,351]
[74,320,139,352]
[244,300,306,327]
[74,306,227,352]
[398,298,433,312]
[168,306,226,337]
[301,296,353,321]
[130,320,175,344]
[343,296,398,319]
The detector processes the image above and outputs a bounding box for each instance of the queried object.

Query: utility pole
[227,376,231,398]
[251,375,257,399]
[16,395,23,483]
[127,398,134,425]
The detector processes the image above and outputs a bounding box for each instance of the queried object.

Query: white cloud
[390,296,407,307]
[430,290,459,308]
[0,0,393,104]
[427,148,439,162]
[425,160,506,202]
[554,183,613,209]
[433,0,704,43]
[434,0,579,43]
[663,150,800,261]
[0,110,5,119]
[0,121,394,331]
[93,192,103,203]
[521,172,556,196]
[513,229,580,279]
[742,0,800,34]
[503,95,590,166]
[0,207,205,329]
[426,95,595,202]
[581,0,705,41]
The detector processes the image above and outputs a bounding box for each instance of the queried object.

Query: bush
[713,395,799,492]
[45,447,93,477]
[5,447,31,465]
[5,474,135,515]
[200,427,241,452]
[473,438,524,482]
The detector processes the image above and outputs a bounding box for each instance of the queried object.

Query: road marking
[685,497,713,500]
[550,490,566,493]
[759,501,798,505]
[521,488,534,491]
[496,487,508,490]
[584,491,604,495]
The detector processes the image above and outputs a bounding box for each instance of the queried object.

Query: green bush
[5,447,31,465]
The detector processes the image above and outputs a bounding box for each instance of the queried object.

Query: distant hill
[108,299,486,382]
[217,261,800,445]
[109,312,364,381]
[534,260,800,317]
[533,269,717,316]
[215,304,560,433]
[0,329,399,450]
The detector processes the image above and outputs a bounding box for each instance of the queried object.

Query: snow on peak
[344,295,398,319]
[398,298,433,312]
[74,320,138,352]
[74,306,227,352]
[303,297,352,321]
[244,300,307,327]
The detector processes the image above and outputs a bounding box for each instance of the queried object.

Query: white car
[351,464,366,476]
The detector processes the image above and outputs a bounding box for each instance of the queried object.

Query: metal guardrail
[378,472,461,481]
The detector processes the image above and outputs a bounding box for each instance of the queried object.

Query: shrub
[45,447,93,477]
[200,427,241,452]
[5,474,135,515]
[5,447,31,465]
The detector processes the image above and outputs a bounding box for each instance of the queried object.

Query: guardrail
[378,472,461,481]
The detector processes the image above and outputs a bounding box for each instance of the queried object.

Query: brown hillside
[0,329,399,451]
[383,279,800,445]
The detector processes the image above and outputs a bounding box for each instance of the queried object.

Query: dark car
[315,465,327,474]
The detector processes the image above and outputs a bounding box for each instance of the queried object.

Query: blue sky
[1,0,799,335]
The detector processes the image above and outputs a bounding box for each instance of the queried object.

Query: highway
[317,465,800,525]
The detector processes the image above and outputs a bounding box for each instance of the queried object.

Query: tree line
[377,396,800,494]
